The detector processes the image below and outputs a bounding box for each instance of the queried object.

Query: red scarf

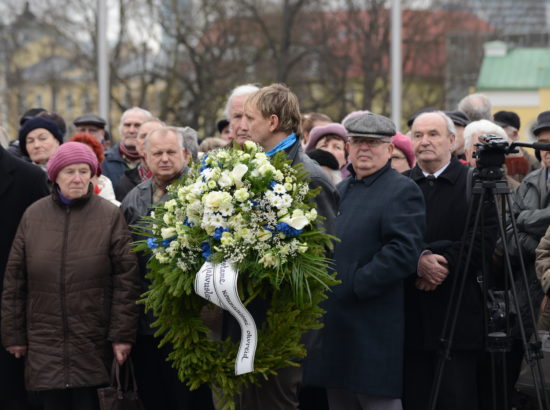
[119,143,141,162]
[138,163,153,181]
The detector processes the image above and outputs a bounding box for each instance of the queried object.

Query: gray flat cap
[344,112,396,138]
[73,113,107,128]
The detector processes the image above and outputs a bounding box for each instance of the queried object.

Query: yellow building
[477,41,550,140]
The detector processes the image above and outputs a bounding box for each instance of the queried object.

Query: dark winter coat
[0,146,49,399]
[103,143,129,191]
[1,186,140,391]
[303,162,425,397]
[115,167,142,202]
[403,157,497,351]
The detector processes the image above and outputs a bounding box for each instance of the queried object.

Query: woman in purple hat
[305,122,349,177]
[1,142,140,410]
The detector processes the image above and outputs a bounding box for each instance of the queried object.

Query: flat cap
[73,113,107,128]
[445,110,470,128]
[344,112,396,138]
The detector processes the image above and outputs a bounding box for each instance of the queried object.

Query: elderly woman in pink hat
[2,142,140,410]
[391,132,415,173]
[305,123,349,175]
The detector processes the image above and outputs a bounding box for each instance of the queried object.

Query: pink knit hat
[305,123,348,152]
[391,132,415,168]
[47,142,99,182]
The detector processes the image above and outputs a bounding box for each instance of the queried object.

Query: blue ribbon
[266,133,297,157]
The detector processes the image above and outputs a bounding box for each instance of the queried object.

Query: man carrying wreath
[304,112,426,410]
[228,83,339,409]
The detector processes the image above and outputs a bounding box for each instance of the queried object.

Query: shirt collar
[421,161,450,178]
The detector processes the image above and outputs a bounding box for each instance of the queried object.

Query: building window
[35,94,43,108]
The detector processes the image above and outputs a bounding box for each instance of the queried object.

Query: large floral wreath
[134,141,337,409]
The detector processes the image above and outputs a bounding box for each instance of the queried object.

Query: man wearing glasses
[304,112,425,410]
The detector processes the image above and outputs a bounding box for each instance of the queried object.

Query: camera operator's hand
[418,253,449,285]
[415,278,438,291]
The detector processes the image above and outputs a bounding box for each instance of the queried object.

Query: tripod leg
[428,190,485,410]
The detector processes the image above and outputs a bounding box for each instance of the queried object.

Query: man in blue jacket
[304,112,426,410]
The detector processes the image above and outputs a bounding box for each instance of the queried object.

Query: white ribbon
[195,261,257,375]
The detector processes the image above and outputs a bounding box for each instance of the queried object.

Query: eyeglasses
[391,155,407,161]
[349,138,391,147]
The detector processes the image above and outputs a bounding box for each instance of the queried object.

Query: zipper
[60,206,71,388]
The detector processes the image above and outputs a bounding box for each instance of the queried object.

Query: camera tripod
[428,174,549,410]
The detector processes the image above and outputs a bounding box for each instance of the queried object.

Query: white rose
[218,173,233,188]
[203,191,232,210]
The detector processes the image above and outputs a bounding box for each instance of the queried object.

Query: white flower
[203,191,231,209]
[280,194,292,208]
[279,209,309,230]
[244,141,257,153]
[234,188,250,202]
[270,196,284,209]
[259,252,279,267]
[161,227,176,239]
[219,205,234,217]
[231,164,248,187]
[207,180,217,189]
[273,170,284,182]
[259,163,275,176]
[273,184,286,194]
[164,212,176,225]
[218,173,234,188]
[201,168,215,180]
[307,209,318,221]
[257,229,272,242]
[220,232,235,246]
[191,182,206,195]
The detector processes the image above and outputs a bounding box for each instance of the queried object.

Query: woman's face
[316,136,347,169]
[26,128,60,165]
[56,163,92,200]
[390,147,411,173]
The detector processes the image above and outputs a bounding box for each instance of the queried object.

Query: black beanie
[18,117,64,157]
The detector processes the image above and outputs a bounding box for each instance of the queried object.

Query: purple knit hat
[391,132,415,168]
[305,123,348,152]
[47,142,99,182]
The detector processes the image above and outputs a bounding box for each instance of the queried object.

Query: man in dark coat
[0,146,49,409]
[303,112,425,410]
[403,111,497,410]
[234,83,339,410]
[103,107,152,190]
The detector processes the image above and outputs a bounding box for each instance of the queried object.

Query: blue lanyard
[266,133,297,157]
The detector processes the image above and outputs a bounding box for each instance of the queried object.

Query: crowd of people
[1,83,550,410]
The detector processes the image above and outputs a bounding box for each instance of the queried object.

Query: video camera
[474,134,550,180]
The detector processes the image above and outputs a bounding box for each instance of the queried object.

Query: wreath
[134,141,337,409]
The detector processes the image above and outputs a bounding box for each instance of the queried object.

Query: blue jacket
[102,143,129,190]
[304,161,425,397]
